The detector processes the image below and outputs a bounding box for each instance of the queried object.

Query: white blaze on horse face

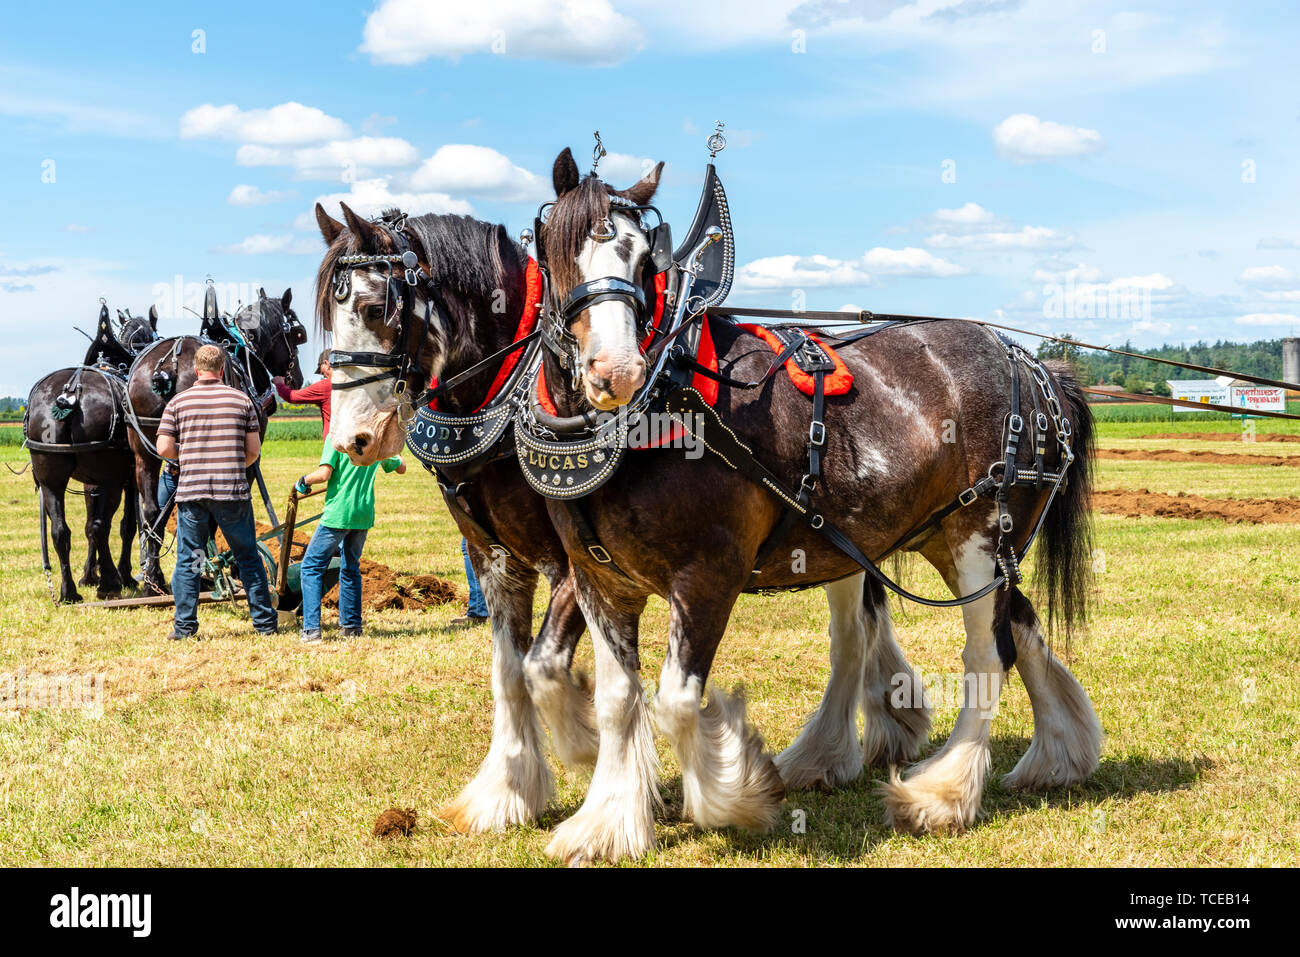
[574,214,649,410]
[328,271,421,466]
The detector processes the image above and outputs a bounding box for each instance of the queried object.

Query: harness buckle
[999,511,1014,534]
[490,544,511,560]
[808,420,826,447]
[958,486,979,507]
[810,514,825,529]
[1008,413,1023,435]
[393,378,408,398]
[588,544,613,564]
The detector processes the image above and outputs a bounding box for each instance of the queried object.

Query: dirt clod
[373,807,418,838]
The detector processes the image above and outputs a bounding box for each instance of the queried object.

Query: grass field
[1,414,1297,867]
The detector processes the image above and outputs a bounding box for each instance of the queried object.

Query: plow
[76,484,337,620]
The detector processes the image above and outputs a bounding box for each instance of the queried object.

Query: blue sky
[3,0,1300,393]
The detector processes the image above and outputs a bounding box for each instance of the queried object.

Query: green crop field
[0,415,1297,866]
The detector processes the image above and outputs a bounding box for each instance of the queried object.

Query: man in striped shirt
[156,344,278,639]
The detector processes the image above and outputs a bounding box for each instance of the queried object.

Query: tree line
[1034,334,1290,396]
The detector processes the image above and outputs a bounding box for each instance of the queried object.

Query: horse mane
[541,175,612,291]
[313,209,522,339]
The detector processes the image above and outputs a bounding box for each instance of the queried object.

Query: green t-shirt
[318,443,402,530]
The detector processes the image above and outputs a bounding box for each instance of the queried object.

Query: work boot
[300,629,322,645]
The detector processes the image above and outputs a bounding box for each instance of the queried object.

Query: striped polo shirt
[157,379,261,502]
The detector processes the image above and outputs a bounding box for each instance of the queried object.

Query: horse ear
[203,284,219,320]
[99,302,110,326]
[281,288,292,311]
[339,203,377,248]
[553,148,580,197]
[623,161,664,206]
[148,304,159,329]
[258,287,267,301]
[315,202,345,244]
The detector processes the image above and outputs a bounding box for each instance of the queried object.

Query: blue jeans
[461,537,488,618]
[300,524,368,633]
[159,468,216,540]
[173,498,277,635]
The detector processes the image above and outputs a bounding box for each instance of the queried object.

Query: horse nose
[351,432,371,456]
[588,352,647,399]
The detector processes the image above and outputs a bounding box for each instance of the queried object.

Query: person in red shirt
[274,349,332,438]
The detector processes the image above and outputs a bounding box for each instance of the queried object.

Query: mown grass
[0,420,1297,866]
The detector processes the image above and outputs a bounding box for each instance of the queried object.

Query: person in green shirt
[294,442,405,643]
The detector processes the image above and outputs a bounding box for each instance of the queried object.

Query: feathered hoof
[881,767,975,836]
[774,733,861,792]
[439,763,551,834]
[544,801,656,866]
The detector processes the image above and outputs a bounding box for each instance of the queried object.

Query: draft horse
[509,149,1103,862]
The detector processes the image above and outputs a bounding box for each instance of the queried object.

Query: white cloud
[1032,262,1102,283]
[360,0,643,66]
[1238,265,1296,286]
[1257,237,1300,250]
[735,246,965,289]
[993,113,1104,163]
[1237,312,1299,327]
[213,234,320,256]
[227,184,293,207]
[64,224,92,233]
[932,202,995,226]
[237,137,421,181]
[1259,290,1300,302]
[408,145,547,201]
[862,246,966,277]
[598,151,660,185]
[735,254,873,290]
[180,102,349,146]
[299,179,475,231]
[927,225,1077,251]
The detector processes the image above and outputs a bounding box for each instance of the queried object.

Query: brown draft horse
[512,150,1102,863]
[125,287,304,593]
[313,203,596,829]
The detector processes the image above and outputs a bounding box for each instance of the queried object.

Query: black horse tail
[1035,360,1094,640]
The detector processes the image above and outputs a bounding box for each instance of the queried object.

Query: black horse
[24,303,159,602]
[125,285,305,593]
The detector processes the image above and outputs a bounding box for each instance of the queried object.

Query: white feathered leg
[775,575,867,790]
[1003,595,1103,789]
[441,575,553,831]
[658,656,785,830]
[545,606,659,864]
[883,537,1004,835]
[861,580,932,767]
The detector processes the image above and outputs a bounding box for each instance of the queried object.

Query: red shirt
[276,378,331,438]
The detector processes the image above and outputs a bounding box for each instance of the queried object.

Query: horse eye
[364,304,386,322]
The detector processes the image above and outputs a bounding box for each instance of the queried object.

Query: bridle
[326,212,546,414]
[532,193,672,381]
[327,213,450,407]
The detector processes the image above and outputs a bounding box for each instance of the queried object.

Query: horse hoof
[142,581,169,598]
[120,576,139,591]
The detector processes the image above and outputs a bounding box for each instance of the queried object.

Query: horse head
[313,201,526,465]
[538,147,665,411]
